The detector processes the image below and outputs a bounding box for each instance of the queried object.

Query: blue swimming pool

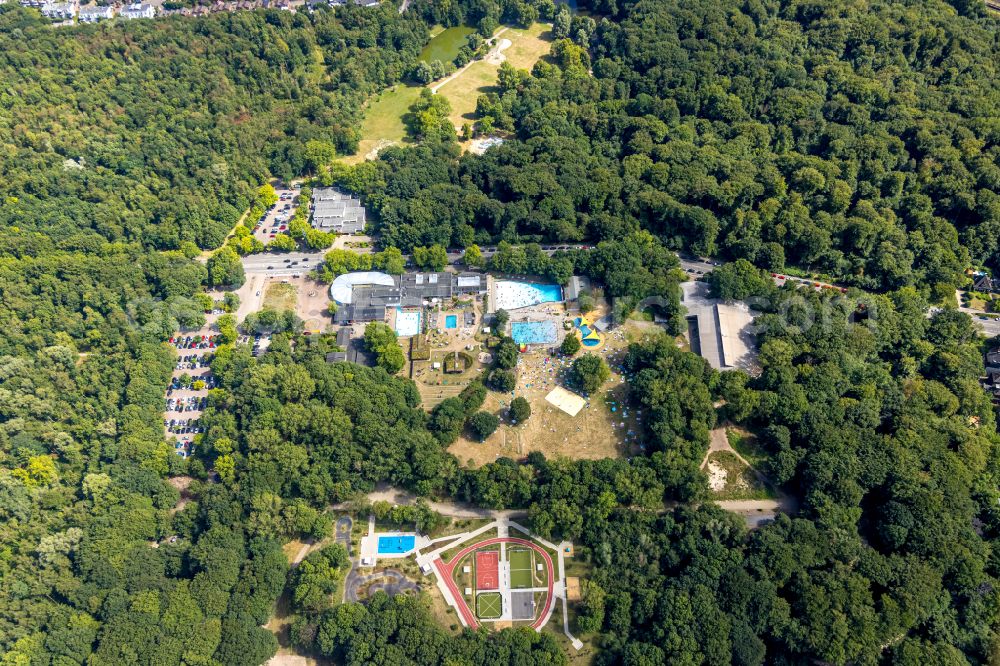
[511,321,558,345]
[445,315,457,329]
[395,308,422,337]
[377,535,415,554]
[495,281,563,310]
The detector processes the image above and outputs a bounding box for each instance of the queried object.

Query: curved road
[434,537,554,630]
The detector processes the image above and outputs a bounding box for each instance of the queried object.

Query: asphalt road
[241,245,594,277]
[242,252,326,276]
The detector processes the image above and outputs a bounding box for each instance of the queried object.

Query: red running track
[433,537,555,630]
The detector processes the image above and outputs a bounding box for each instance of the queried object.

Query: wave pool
[494,281,563,311]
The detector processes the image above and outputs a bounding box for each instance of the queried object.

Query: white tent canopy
[329,271,395,304]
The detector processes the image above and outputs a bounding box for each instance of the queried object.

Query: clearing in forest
[435,22,553,128]
[348,22,553,163]
[704,451,774,500]
[420,25,476,63]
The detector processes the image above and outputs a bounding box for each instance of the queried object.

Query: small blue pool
[445,315,457,329]
[377,535,415,554]
[511,321,558,345]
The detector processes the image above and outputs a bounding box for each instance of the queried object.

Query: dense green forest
[2,0,1000,663]
[0,5,428,249]
[336,0,1000,297]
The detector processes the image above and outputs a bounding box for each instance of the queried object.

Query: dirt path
[700,425,753,469]
[336,484,519,520]
[430,28,510,94]
[290,540,316,566]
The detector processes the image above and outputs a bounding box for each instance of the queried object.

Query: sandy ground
[234,274,267,322]
[701,426,753,468]
[485,37,512,65]
[706,460,727,491]
[266,657,315,666]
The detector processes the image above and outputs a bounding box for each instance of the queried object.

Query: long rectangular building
[333,272,485,324]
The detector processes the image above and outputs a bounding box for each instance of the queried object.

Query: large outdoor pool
[377,535,416,554]
[395,308,422,337]
[494,281,563,311]
[511,321,558,345]
[445,314,458,329]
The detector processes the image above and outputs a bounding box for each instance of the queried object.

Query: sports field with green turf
[476,592,502,619]
[509,549,533,589]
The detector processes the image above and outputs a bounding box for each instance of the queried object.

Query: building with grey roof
[332,271,485,324]
[78,4,114,20]
[120,2,155,18]
[681,281,758,373]
[39,1,75,18]
[311,187,366,234]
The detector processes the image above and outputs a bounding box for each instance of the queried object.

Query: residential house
[973,273,997,294]
[39,1,75,18]
[120,2,155,18]
[78,4,114,20]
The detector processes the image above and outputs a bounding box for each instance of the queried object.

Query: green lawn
[476,592,502,619]
[348,84,423,163]
[348,22,554,162]
[509,549,533,589]
[263,282,297,312]
[420,25,475,63]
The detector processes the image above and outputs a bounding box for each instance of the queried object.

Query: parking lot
[252,187,300,244]
[164,331,220,458]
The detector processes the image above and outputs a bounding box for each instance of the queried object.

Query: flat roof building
[311,187,366,235]
[331,271,486,324]
[682,281,758,373]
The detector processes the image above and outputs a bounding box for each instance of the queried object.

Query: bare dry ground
[447,327,653,466]
[249,275,332,332]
